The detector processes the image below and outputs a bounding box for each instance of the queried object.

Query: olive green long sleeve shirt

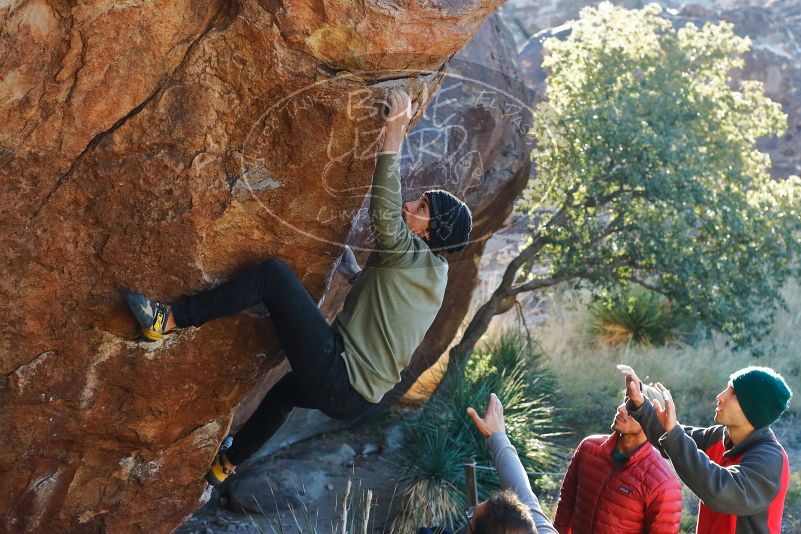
[332,152,448,403]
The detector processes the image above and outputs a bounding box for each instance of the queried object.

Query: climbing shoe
[124,292,172,341]
[205,436,235,487]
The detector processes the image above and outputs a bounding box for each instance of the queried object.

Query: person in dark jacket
[553,394,682,534]
[618,364,792,534]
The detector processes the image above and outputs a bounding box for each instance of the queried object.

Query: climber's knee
[257,258,292,280]
[258,257,285,270]
[323,402,372,422]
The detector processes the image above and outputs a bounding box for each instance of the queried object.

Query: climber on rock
[124,88,473,486]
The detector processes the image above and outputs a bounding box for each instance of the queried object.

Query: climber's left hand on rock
[386,89,417,131]
[381,88,419,153]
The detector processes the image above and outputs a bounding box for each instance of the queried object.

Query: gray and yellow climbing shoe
[124,292,172,341]
[205,436,235,487]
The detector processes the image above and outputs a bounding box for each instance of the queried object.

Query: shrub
[390,426,469,532]
[391,331,564,531]
[590,288,683,347]
[532,281,801,431]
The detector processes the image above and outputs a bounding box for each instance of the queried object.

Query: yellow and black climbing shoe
[205,437,235,487]
[124,292,172,341]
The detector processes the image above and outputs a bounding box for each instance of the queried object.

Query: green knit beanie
[730,366,793,429]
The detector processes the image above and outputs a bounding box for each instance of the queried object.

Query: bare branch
[500,190,577,291]
[620,275,671,297]
[592,188,650,206]
[509,258,633,296]
[508,273,577,295]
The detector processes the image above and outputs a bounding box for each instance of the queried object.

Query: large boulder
[0,0,505,531]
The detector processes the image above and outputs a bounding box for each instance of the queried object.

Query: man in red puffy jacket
[553,391,682,534]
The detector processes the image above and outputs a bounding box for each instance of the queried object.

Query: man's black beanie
[424,189,472,254]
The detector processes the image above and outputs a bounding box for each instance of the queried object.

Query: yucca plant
[392,331,564,531]
[590,288,683,347]
[390,426,468,533]
[447,332,564,474]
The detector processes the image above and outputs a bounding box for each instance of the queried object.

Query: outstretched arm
[468,394,558,534]
[618,365,670,447]
[659,424,784,513]
[369,89,419,255]
[651,383,784,514]
[618,365,725,452]
[380,89,416,154]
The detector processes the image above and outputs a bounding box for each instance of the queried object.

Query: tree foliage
[516,3,801,345]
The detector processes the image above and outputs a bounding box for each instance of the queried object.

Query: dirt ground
[177,412,411,534]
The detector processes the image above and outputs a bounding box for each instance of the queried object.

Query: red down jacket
[554,433,682,534]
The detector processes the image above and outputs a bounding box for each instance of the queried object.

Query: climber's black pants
[171,259,373,466]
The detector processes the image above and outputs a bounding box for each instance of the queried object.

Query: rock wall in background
[516,0,801,179]
[671,2,801,178]
[499,0,755,43]
[0,1,506,531]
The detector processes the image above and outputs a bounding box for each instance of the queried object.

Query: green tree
[448,3,801,366]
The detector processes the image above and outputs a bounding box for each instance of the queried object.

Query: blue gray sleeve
[626,392,668,451]
[628,386,782,514]
[487,432,557,534]
[628,384,725,453]
[658,427,783,514]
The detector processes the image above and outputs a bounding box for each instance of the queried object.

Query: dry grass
[520,282,801,430]
[474,279,800,530]
[595,322,642,347]
[390,476,465,533]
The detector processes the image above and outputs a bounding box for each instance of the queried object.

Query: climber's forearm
[379,88,414,154]
[380,123,405,154]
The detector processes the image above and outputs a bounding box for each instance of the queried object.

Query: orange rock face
[0,0,509,531]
